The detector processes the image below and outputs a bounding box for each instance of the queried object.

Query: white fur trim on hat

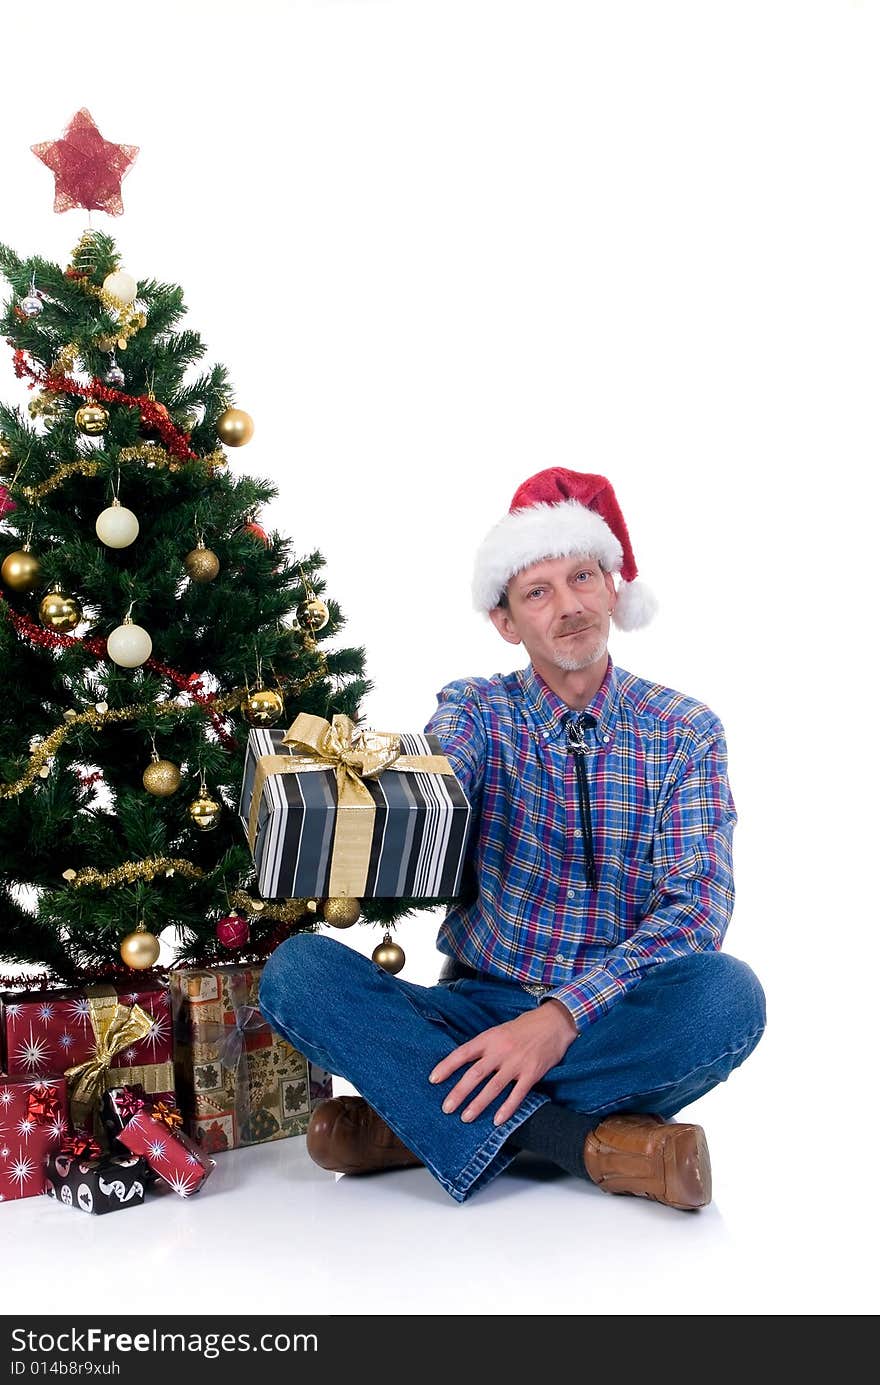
[612,579,658,631]
[471,499,623,613]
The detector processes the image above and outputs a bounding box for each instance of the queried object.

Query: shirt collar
[517,655,620,746]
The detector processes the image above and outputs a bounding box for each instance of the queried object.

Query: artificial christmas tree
[0,111,438,989]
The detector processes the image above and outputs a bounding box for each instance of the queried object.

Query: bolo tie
[565,711,598,889]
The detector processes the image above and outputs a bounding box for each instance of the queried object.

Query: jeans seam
[579,1023,766,1118]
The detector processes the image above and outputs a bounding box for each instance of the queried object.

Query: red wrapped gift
[117,1109,214,1198]
[0,1077,69,1203]
[0,982,174,1133]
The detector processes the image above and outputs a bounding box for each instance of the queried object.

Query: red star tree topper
[31,109,139,215]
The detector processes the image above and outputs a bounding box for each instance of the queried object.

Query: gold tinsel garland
[0,656,331,799]
[230,892,313,924]
[66,856,205,888]
[15,445,227,503]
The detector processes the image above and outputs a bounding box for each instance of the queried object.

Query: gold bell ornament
[119,923,161,970]
[1,546,41,592]
[188,776,222,831]
[372,933,405,975]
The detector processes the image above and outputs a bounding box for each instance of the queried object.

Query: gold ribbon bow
[248,712,453,897]
[64,988,155,1132]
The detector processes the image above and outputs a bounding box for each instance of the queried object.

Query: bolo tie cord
[566,713,599,889]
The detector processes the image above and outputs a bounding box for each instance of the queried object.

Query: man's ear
[488,605,523,646]
[603,570,617,614]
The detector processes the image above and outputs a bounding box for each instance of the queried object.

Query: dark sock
[509,1102,597,1181]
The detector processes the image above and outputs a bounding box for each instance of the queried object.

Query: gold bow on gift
[64,987,171,1134]
[248,711,454,897]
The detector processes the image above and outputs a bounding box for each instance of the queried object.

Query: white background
[1,0,877,1316]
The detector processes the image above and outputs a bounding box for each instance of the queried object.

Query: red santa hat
[472,468,657,631]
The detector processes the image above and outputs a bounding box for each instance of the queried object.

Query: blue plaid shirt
[424,655,737,1031]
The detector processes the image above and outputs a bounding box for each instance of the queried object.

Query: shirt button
[555,953,569,965]
[543,731,550,738]
[566,888,575,899]
[603,735,610,743]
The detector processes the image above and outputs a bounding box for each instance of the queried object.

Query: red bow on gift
[26,1084,62,1127]
[61,1129,102,1161]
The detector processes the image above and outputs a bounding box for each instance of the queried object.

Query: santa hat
[472,468,657,631]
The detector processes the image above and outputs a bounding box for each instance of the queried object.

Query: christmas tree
[0,113,428,983]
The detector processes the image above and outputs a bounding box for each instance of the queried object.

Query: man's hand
[428,1000,578,1126]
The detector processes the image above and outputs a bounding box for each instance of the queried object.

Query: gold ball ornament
[188,793,222,831]
[217,407,254,447]
[322,897,362,929]
[1,549,41,592]
[75,402,109,436]
[184,544,220,583]
[372,933,406,975]
[143,756,182,797]
[39,590,82,632]
[242,688,284,727]
[0,438,13,475]
[296,596,330,632]
[119,926,161,970]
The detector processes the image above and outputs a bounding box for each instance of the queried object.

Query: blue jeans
[258,934,766,1204]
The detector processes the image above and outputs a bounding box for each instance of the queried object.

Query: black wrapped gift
[44,1146,148,1214]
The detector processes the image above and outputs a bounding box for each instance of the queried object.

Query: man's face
[488,553,617,673]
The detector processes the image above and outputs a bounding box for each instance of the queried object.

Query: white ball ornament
[102,270,138,305]
[95,502,139,549]
[107,620,152,668]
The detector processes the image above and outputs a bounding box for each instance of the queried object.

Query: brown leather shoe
[584,1113,712,1210]
[306,1096,422,1175]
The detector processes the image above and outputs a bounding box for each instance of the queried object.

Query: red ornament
[216,913,250,949]
[0,484,15,519]
[31,109,139,216]
[244,522,269,545]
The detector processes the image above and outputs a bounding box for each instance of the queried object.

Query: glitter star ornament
[31,109,139,215]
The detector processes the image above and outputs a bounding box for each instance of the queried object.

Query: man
[259,469,766,1209]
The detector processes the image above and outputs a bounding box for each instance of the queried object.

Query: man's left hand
[428,1000,578,1126]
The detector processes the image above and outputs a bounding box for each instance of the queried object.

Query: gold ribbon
[247,712,453,897]
[64,986,156,1131]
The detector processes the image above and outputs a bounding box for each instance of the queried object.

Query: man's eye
[576,570,595,581]
[527,589,544,599]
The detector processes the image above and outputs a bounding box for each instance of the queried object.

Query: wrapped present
[238,711,471,899]
[44,1128,148,1214]
[116,1100,214,1198]
[0,1077,69,1203]
[170,963,333,1152]
[0,981,175,1136]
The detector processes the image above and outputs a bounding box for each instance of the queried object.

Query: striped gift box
[239,727,472,900]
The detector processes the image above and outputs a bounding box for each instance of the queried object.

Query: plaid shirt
[423,655,737,1031]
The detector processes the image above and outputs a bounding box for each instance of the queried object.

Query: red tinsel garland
[2,604,236,749]
[11,349,198,461]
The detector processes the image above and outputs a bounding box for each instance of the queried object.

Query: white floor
[1,927,873,1316]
